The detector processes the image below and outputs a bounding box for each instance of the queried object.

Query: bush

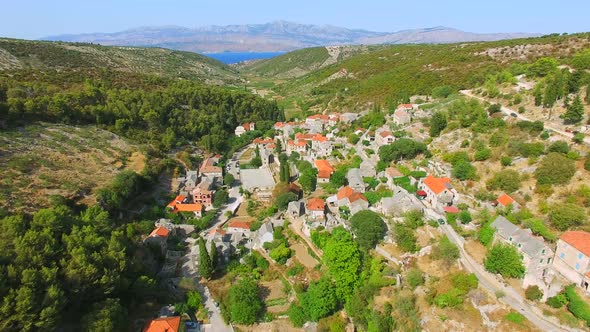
[288,304,309,327]
[522,218,556,241]
[586,156,590,171]
[478,222,495,246]
[452,160,477,181]
[546,294,567,308]
[229,278,263,324]
[565,285,590,326]
[486,169,521,193]
[547,140,570,154]
[474,148,492,161]
[406,268,424,289]
[350,210,387,250]
[500,156,513,166]
[484,244,525,278]
[379,138,428,163]
[549,203,587,231]
[269,243,292,264]
[505,312,525,324]
[525,285,543,301]
[394,224,418,253]
[535,153,576,185]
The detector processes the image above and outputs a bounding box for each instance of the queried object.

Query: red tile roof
[167,195,186,208]
[143,316,181,332]
[228,220,252,230]
[307,198,325,211]
[337,186,354,200]
[295,133,315,140]
[398,103,413,109]
[315,160,334,179]
[561,231,590,257]
[349,192,368,203]
[497,193,515,207]
[150,226,170,238]
[312,134,329,142]
[423,175,451,195]
[307,114,329,121]
[443,206,459,214]
[173,203,204,213]
[379,131,393,138]
[242,122,252,131]
[209,228,226,236]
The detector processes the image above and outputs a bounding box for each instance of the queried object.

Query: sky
[1,0,589,39]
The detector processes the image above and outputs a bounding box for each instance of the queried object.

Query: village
[140,101,590,332]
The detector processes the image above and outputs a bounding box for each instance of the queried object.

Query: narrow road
[460,90,590,145]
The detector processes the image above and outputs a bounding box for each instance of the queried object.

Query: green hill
[0,38,240,84]
[248,33,590,110]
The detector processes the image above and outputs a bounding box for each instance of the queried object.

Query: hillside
[249,33,590,113]
[42,21,538,53]
[0,38,240,84]
[0,123,144,213]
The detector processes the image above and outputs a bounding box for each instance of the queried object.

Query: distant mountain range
[41,21,540,53]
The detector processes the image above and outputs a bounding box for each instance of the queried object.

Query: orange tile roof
[561,231,590,257]
[143,316,180,332]
[379,131,393,138]
[314,159,334,172]
[295,133,315,140]
[349,192,368,203]
[150,226,170,238]
[307,114,329,121]
[312,134,329,142]
[228,220,252,230]
[497,193,515,207]
[307,198,325,211]
[423,175,452,195]
[274,122,285,128]
[209,228,226,236]
[337,186,354,200]
[173,203,204,213]
[398,103,413,109]
[167,195,186,208]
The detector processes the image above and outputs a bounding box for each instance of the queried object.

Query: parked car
[438,218,446,225]
[510,112,517,117]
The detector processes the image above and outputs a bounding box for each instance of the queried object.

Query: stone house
[552,231,590,293]
[306,198,326,220]
[235,122,255,137]
[347,168,365,193]
[314,159,334,184]
[418,174,458,208]
[393,108,412,125]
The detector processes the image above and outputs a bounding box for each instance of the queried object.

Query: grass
[504,311,525,324]
[265,298,288,307]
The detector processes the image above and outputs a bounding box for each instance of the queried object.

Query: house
[493,193,521,211]
[380,191,424,217]
[310,134,333,157]
[144,226,170,252]
[385,167,404,189]
[360,159,376,178]
[253,220,274,249]
[192,180,215,208]
[328,114,340,126]
[182,171,199,192]
[419,174,457,208]
[143,316,181,332]
[340,113,358,124]
[393,108,412,125]
[287,139,308,155]
[199,157,223,181]
[306,198,326,220]
[235,122,255,137]
[491,216,553,288]
[314,159,334,183]
[172,203,205,218]
[552,231,590,293]
[287,200,305,218]
[227,219,252,236]
[376,130,395,146]
[354,128,365,136]
[347,168,365,193]
[253,137,275,150]
[167,195,187,209]
[397,103,415,111]
[207,228,231,263]
[330,186,369,215]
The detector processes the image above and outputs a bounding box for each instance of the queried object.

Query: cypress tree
[209,241,218,270]
[199,237,213,279]
[563,95,584,124]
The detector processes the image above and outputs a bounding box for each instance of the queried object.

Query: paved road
[460,90,590,146]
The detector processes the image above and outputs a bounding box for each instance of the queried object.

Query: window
[576,263,580,270]
[518,243,522,248]
[560,252,565,259]
[540,259,543,264]
[579,253,584,260]
[542,249,545,254]
[548,258,551,264]
[509,237,512,241]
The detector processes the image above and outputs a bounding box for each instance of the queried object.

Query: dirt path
[287,216,323,258]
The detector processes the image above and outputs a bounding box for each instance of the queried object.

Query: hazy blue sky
[2,0,589,39]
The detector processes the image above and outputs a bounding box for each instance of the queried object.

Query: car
[510,112,517,117]
[437,218,446,225]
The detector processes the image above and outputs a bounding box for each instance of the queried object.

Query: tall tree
[229,278,263,324]
[429,112,447,137]
[563,95,584,124]
[323,227,362,301]
[209,241,218,271]
[198,238,213,279]
[275,139,282,155]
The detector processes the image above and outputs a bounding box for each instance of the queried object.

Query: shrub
[431,236,460,266]
[546,294,567,308]
[565,285,590,326]
[484,244,525,278]
[525,285,543,301]
[406,268,424,289]
[350,210,387,250]
[500,156,513,166]
[452,160,477,181]
[486,169,521,193]
[394,224,418,252]
[505,312,525,324]
[478,222,495,246]
[474,148,492,161]
[288,304,309,327]
[523,218,556,241]
[547,140,570,154]
[535,153,576,185]
[549,203,587,231]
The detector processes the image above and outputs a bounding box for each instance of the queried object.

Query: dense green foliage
[549,203,587,231]
[432,272,478,308]
[525,285,543,301]
[484,244,525,278]
[393,223,418,253]
[429,112,448,137]
[565,285,590,326]
[229,278,263,325]
[431,236,460,266]
[486,169,521,193]
[300,277,338,321]
[199,237,213,279]
[349,210,387,250]
[546,294,568,308]
[323,227,362,301]
[378,138,428,163]
[535,152,576,185]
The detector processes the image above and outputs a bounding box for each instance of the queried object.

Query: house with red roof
[199,157,223,181]
[314,159,334,183]
[227,219,253,236]
[235,122,255,137]
[143,316,181,332]
[167,195,187,209]
[327,186,369,215]
[192,180,215,208]
[310,134,333,157]
[287,139,308,155]
[397,103,415,111]
[170,203,204,218]
[493,193,521,211]
[375,129,395,146]
[144,226,171,253]
[393,108,412,125]
[306,198,326,220]
[552,231,590,293]
[419,174,458,209]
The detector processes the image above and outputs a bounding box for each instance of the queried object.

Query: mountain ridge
[41,21,540,53]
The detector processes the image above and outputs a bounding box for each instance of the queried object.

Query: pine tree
[534,84,543,106]
[198,237,213,279]
[563,95,585,124]
[209,241,218,271]
[275,139,282,155]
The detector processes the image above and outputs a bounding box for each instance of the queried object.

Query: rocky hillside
[0,38,240,84]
